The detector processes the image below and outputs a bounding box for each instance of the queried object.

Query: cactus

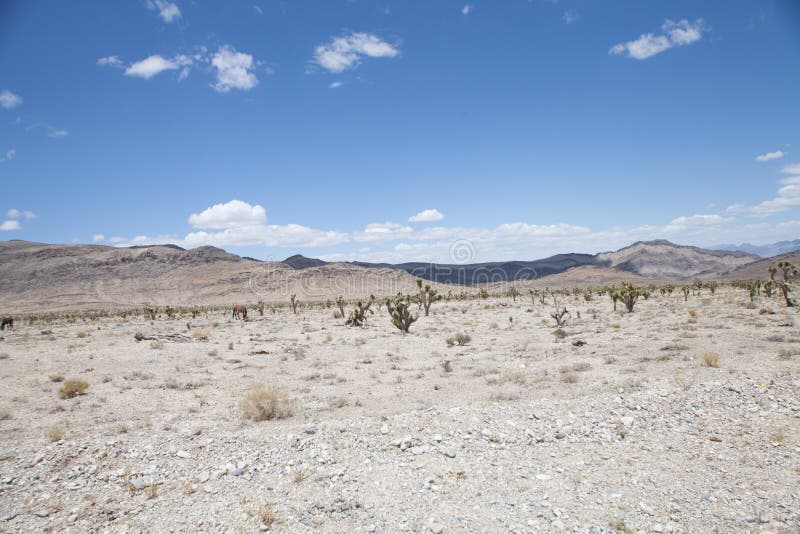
[290,294,299,315]
[609,289,621,311]
[774,261,797,307]
[618,283,645,313]
[335,296,345,318]
[478,288,489,299]
[144,305,157,321]
[681,286,690,301]
[550,298,569,327]
[256,301,265,316]
[345,295,375,327]
[746,280,758,303]
[416,279,442,316]
[705,281,719,295]
[386,294,417,334]
[507,287,520,302]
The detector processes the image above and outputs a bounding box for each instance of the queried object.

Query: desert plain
[0,286,798,533]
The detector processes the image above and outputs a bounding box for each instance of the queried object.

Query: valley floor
[0,288,798,532]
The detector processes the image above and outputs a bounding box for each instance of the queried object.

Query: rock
[430,523,445,533]
[305,427,316,435]
[198,471,210,483]
[176,450,191,459]
[380,424,389,435]
[130,478,146,491]
[759,512,770,523]
[442,447,457,458]
[555,426,571,439]
[34,509,49,518]
[620,416,634,428]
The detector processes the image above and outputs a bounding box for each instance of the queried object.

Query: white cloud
[313,32,399,73]
[664,214,732,232]
[610,19,706,60]
[188,200,267,229]
[147,0,181,23]
[329,81,343,89]
[48,129,68,138]
[354,222,414,243]
[6,209,35,219]
[96,56,123,67]
[0,89,22,109]
[727,175,800,216]
[756,150,785,162]
[462,4,472,15]
[408,209,445,222]
[210,46,259,93]
[92,234,105,243]
[0,148,15,162]
[563,9,579,24]
[253,4,263,15]
[0,220,21,231]
[781,162,800,174]
[125,54,192,79]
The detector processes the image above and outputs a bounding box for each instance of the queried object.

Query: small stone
[380,424,389,435]
[305,427,316,435]
[231,468,244,477]
[35,509,49,518]
[431,523,445,533]
[198,471,210,483]
[176,450,190,459]
[130,478,146,491]
[759,512,770,524]
[442,447,457,458]
[555,426,571,439]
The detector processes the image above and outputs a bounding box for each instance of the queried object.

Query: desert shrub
[561,373,578,384]
[447,332,471,346]
[702,352,720,368]
[59,380,89,399]
[45,424,65,442]
[150,340,163,350]
[259,505,278,526]
[76,332,89,339]
[241,385,293,421]
[441,360,453,373]
[688,308,697,318]
[550,299,569,327]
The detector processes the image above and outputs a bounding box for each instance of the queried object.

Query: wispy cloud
[563,9,579,24]
[312,32,399,73]
[96,56,123,68]
[147,0,181,23]
[782,162,800,174]
[253,4,263,15]
[48,129,68,138]
[409,209,445,223]
[6,208,36,219]
[92,234,105,243]
[756,150,785,162]
[124,54,192,79]
[462,4,472,16]
[210,46,259,93]
[610,19,706,60]
[0,89,22,109]
[0,148,15,162]
[329,81,343,89]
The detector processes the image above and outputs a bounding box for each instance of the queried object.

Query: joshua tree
[705,281,719,295]
[550,298,569,327]
[768,265,778,282]
[747,280,759,304]
[386,294,417,334]
[681,286,691,302]
[478,288,489,299]
[256,301,265,316]
[290,294,299,315]
[144,305,157,321]
[345,295,375,327]
[416,279,442,316]
[609,289,621,311]
[774,261,797,307]
[528,289,536,306]
[618,283,645,313]
[507,286,521,302]
[764,279,776,298]
[335,296,345,318]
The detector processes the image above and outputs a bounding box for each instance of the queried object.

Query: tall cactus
[416,279,442,316]
[386,294,417,334]
[346,295,375,327]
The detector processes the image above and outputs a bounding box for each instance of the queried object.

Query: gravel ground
[0,288,798,532]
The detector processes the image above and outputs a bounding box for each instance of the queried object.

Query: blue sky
[1,0,799,263]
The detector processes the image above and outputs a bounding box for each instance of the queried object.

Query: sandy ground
[0,287,798,532]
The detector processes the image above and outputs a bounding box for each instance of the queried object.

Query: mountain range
[0,238,792,313]
[711,239,800,258]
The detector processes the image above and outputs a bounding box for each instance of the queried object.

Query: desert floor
[0,288,798,532]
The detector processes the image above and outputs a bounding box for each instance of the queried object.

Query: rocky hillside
[718,250,800,280]
[289,240,759,282]
[0,241,437,313]
[595,240,757,279]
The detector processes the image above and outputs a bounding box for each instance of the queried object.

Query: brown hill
[0,241,442,313]
[718,250,800,280]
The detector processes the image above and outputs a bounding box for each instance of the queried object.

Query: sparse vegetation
[702,352,720,368]
[241,385,293,421]
[58,379,89,399]
[386,294,417,334]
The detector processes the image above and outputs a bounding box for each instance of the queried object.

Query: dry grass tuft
[241,385,293,421]
[149,340,163,350]
[58,379,89,399]
[702,352,720,368]
[258,504,278,526]
[44,423,65,442]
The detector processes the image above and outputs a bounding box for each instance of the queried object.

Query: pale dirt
[0,288,798,532]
